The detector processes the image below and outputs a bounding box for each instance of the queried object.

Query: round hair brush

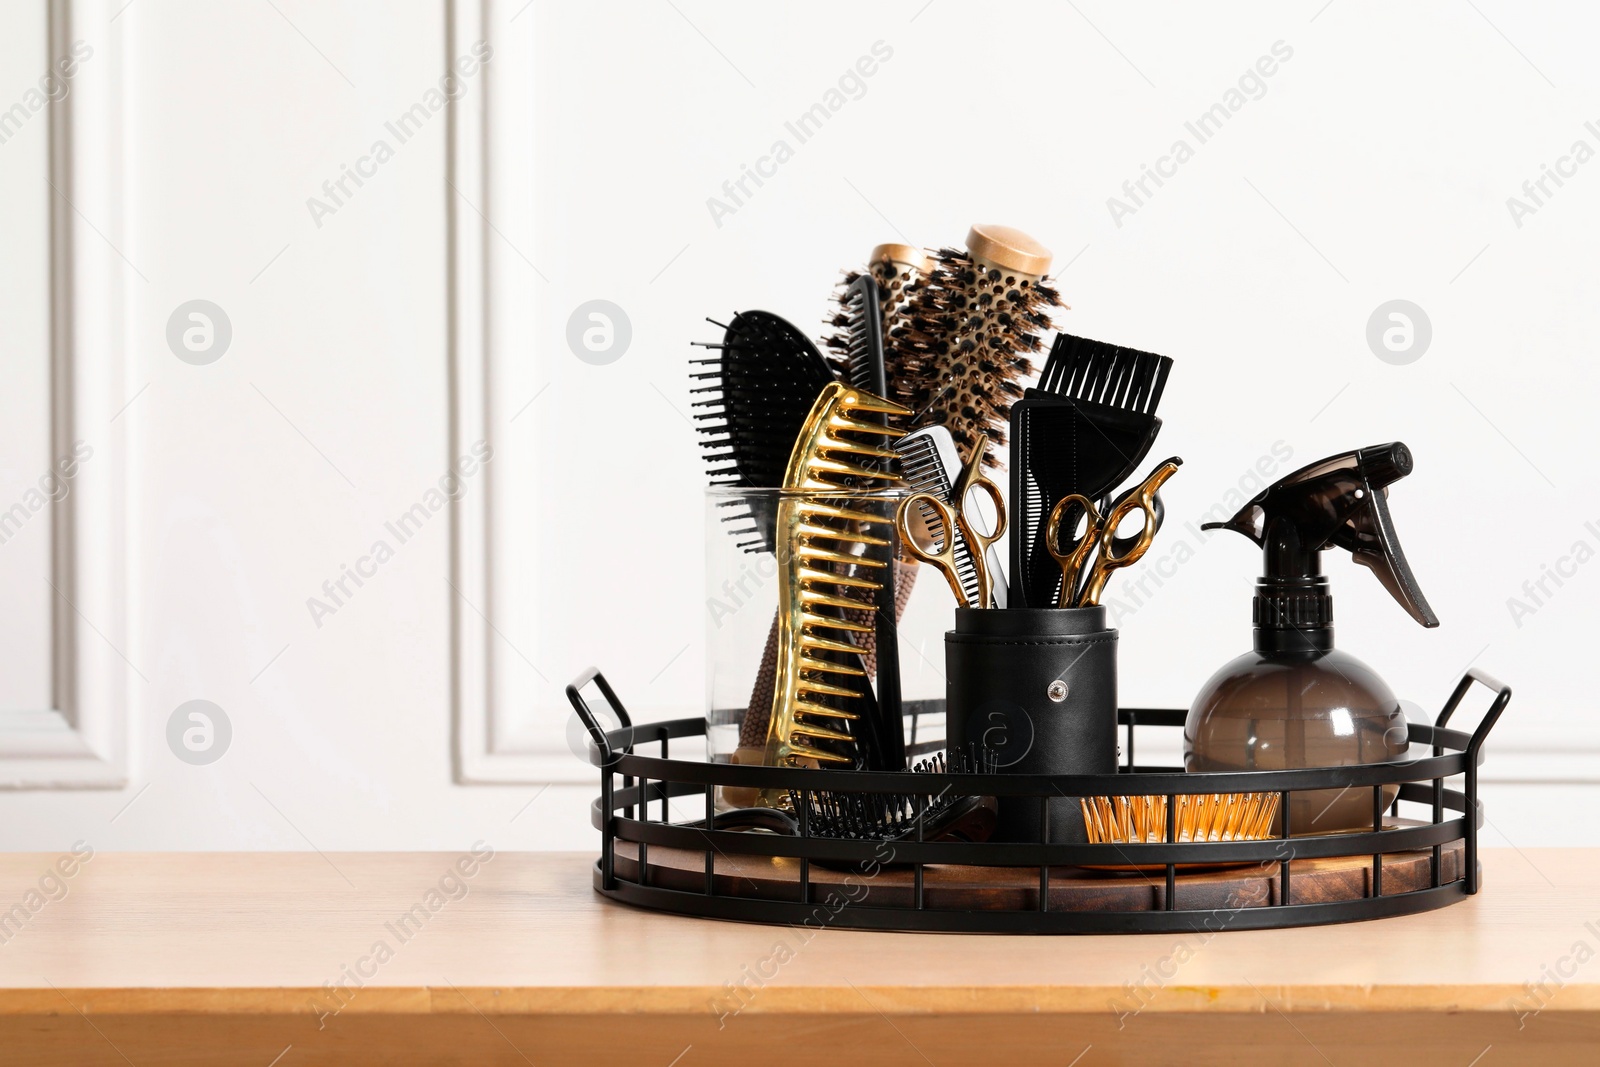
[889,225,1064,467]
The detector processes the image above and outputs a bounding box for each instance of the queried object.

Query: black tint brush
[1009,332,1174,608]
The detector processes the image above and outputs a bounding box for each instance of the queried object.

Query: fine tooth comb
[837,273,905,767]
[840,273,888,396]
[888,225,1063,467]
[760,382,909,796]
[825,243,932,383]
[821,246,936,732]
[691,310,836,554]
[1010,332,1174,608]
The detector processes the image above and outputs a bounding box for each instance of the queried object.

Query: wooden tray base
[616,833,1463,913]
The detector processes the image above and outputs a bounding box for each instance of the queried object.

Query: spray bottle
[1184,442,1438,833]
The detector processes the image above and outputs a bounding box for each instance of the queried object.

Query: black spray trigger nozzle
[1205,441,1437,637]
[1341,467,1439,628]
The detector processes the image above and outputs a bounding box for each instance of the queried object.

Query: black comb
[841,273,888,396]
[691,310,835,553]
[836,273,904,769]
[1010,333,1174,608]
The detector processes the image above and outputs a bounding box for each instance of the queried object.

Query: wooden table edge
[7,985,1599,1016]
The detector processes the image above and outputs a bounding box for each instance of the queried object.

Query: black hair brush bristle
[793,750,999,861]
[691,310,835,553]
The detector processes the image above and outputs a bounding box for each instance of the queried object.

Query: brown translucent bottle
[1184,443,1439,834]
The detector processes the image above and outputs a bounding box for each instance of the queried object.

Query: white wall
[0,0,1596,853]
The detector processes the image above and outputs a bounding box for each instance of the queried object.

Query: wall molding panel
[0,0,130,789]
[449,0,587,784]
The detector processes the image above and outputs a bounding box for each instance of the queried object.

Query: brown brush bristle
[888,248,1062,467]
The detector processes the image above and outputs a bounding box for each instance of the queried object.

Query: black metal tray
[567,668,1509,934]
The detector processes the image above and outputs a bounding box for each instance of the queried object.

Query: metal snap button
[1047,680,1068,702]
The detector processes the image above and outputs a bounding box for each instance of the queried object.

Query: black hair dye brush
[1009,332,1174,608]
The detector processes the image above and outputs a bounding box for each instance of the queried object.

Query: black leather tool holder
[945,607,1118,843]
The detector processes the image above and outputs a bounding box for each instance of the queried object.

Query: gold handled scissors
[895,434,1008,609]
[1044,493,1104,609]
[1046,458,1181,608]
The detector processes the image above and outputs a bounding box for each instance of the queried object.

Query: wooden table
[0,849,1596,1065]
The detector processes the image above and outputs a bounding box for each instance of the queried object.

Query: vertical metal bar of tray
[601,767,615,890]
[1164,794,1177,911]
[1371,784,1384,899]
[1279,790,1292,906]
[1466,759,1480,893]
[798,789,810,907]
[1432,723,1444,888]
[638,773,649,888]
[703,783,714,896]
[659,730,670,824]
[913,794,925,911]
[1432,775,1444,888]
[1038,796,1050,914]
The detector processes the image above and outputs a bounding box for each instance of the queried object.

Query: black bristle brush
[887,225,1063,467]
[1009,332,1174,608]
[792,750,999,867]
[691,310,835,553]
[696,750,998,849]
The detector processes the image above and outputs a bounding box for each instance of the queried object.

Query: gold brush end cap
[966,224,1052,276]
[871,242,933,274]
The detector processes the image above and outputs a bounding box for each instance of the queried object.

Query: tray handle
[1434,668,1512,767]
[1434,668,1512,895]
[565,667,634,766]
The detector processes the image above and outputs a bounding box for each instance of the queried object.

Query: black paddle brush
[1010,333,1174,608]
[691,310,836,553]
